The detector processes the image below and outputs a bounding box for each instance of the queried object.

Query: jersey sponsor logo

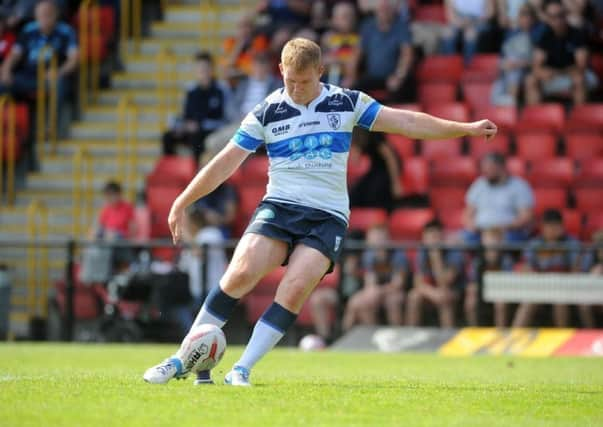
[299,120,321,128]
[327,113,341,130]
[271,124,291,136]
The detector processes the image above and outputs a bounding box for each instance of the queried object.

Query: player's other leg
[143,233,288,384]
[225,244,331,386]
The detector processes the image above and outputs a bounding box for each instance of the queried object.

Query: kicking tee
[231,83,383,223]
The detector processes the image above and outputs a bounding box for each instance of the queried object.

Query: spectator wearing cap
[406,219,466,328]
[524,0,598,105]
[464,153,535,244]
[355,0,415,103]
[161,52,231,162]
[513,209,582,327]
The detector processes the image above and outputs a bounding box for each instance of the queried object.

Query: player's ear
[278,63,284,77]
[317,64,325,78]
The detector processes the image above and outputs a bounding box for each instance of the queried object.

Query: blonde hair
[281,37,322,71]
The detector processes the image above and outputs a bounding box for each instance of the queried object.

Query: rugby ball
[176,323,226,374]
[299,334,326,352]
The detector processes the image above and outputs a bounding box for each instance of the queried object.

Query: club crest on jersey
[327,113,341,130]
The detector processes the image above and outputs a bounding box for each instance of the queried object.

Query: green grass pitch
[1,343,602,427]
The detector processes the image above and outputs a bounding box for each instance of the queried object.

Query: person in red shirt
[0,13,16,64]
[90,181,135,240]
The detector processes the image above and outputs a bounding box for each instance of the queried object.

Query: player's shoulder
[315,84,363,113]
[22,21,39,35]
[251,87,301,126]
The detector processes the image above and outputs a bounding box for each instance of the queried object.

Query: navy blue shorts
[244,200,348,273]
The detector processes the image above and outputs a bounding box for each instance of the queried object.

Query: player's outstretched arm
[371,106,497,140]
[168,143,250,243]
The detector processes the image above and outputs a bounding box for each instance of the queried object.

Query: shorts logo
[334,236,342,252]
[327,113,341,130]
[256,208,275,221]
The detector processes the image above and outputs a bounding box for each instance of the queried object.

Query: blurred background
[0,0,602,345]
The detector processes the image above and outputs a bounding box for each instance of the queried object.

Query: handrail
[26,200,49,318]
[120,0,142,58]
[0,95,17,205]
[36,45,58,159]
[72,147,94,237]
[78,0,101,109]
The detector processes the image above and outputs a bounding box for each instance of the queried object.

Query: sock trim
[204,305,227,322]
[258,318,284,334]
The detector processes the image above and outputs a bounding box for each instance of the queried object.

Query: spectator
[491,4,536,106]
[310,229,364,341]
[524,0,598,105]
[463,152,535,243]
[257,0,311,29]
[575,230,603,328]
[342,224,409,330]
[310,0,329,35]
[513,209,581,327]
[266,25,293,75]
[90,181,135,241]
[192,153,238,238]
[161,52,230,162]
[356,0,415,103]
[349,130,402,211]
[406,219,465,328]
[176,207,227,331]
[497,0,530,32]
[0,13,15,64]
[1,0,67,30]
[464,227,516,327]
[221,13,269,79]
[205,53,280,156]
[321,1,360,87]
[441,0,496,64]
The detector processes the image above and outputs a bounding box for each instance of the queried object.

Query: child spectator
[513,209,581,327]
[491,4,536,106]
[342,224,409,330]
[406,219,466,328]
[161,52,230,162]
[90,181,135,241]
[321,1,360,87]
[464,227,516,327]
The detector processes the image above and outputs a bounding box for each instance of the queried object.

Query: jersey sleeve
[231,104,265,152]
[353,91,383,131]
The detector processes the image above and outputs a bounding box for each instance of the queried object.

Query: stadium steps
[1,0,248,339]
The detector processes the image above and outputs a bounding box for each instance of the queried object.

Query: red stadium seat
[429,187,466,210]
[74,5,116,41]
[0,135,23,161]
[420,138,462,159]
[583,212,603,240]
[529,158,575,188]
[349,208,388,232]
[243,155,269,187]
[566,104,603,131]
[402,157,429,195]
[462,54,499,83]
[462,81,494,111]
[386,134,415,159]
[1,102,29,142]
[518,103,565,133]
[533,188,568,214]
[414,4,447,23]
[426,103,470,122]
[347,149,371,186]
[430,157,477,186]
[561,209,583,238]
[468,133,510,159]
[441,207,465,232]
[516,132,557,160]
[565,132,603,160]
[389,208,435,241]
[506,157,527,178]
[417,55,463,84]
[575,188,603,211]
[147,156,197,187]
[575,158,603,187]
[418,82,457,106]
[473,106,517,133]
[253,266,286,294]
[244,295,274,323]
[147,186,182,237]
[238,185,266,217]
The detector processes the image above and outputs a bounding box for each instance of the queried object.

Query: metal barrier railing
[26,200,49,317]
[120,0,142,58]
[72,147,94,237]
[36,45,58,160]
[0,95,17,205]
[78,0,101,110]
[116,96,139,201]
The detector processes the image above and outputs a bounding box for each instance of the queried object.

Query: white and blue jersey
[231,84,383,223]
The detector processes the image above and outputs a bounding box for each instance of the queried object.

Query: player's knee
[221,266,259,294]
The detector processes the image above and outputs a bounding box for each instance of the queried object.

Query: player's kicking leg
[225,244,330,386]
[143,233,287,384]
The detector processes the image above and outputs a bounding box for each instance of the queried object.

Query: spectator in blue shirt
[513,209,581,327]
[354,0,414,102]
[406,219,466,327]
[342,223,410,330]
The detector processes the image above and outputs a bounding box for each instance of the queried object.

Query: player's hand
[168,203,185,245]
[467,119,498,141]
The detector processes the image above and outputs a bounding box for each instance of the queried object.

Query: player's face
[280,64,323,105]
